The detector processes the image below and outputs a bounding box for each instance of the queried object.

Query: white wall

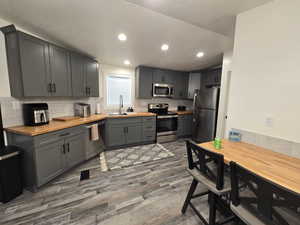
[216,50,233,138]
[226,0,300,142]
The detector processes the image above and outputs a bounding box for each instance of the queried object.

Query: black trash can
[0,146,23,203]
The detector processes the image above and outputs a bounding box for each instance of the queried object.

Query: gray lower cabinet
[35,139,65,187]
[107,125,127,147]
[177,114,193,137]
[135,66,153,99]
[6,126,86,191]
[65,133,85,168]
[105,117,156,149]
[126,125,143,144]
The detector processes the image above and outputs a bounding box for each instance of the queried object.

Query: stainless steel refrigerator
[192,87,220,143]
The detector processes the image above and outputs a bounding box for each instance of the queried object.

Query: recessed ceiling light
[124,60,130,65]
[118,33,127,41]
[161,44,169,51]
[196,52,204,58]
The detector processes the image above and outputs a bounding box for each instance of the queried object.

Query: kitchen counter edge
[5,112,156,136]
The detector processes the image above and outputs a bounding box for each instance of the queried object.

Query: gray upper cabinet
[49,45,72,97]
[70,53,86,97]
[201,68,222,88]
[174,72,189,99]
[1,24,99,98]
[6,31,51,97]
[153,69,173,84]
[187,73,201,99]
[136,64,199,100]
[70,53,99,97]
[85,58,99,97]
[135,66,153,99]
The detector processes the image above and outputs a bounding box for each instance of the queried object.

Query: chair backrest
[0,104,5,148]
[230,162,300,225]
[186,140,225,190]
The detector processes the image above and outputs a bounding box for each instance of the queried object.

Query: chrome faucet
[119,95,124,114]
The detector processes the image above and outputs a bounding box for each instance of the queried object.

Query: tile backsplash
[0,97,193,128]
[0,97,101,127]
[231,128,300,159]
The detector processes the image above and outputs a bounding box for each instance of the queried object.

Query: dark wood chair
[182,140,236,225]
[230,161,300,225]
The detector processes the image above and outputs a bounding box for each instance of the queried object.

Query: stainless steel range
[148,103,178,143]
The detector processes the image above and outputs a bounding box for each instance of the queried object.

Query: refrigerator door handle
[193,92,197,111]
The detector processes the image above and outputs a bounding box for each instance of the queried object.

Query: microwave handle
[169,87,174,96]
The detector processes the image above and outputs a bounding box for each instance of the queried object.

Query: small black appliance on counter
[0,104,23,203]
[177,105,186,111]
[23,103,49,126]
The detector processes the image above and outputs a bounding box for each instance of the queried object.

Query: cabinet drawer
[142,116,156,123]
[143,131,156,141]
[107,117,142,125]
[143,122,156,131]
[34,126,84,147]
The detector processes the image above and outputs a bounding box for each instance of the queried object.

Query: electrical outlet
[265,116,274,128]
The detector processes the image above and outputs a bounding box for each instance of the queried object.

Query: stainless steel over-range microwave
[153,83,174,98]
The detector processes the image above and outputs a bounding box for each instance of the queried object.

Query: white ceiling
[0,0,270,71]
[126,0,272,37]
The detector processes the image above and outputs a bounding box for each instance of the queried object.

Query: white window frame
[105,74,133,109]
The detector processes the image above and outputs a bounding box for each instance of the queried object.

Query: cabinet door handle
[62,144,66,154]
[86,87,89,96]
[53,83,56,93]
[59,133,70,137]
[67,143,70,152]
[48,83,52,93]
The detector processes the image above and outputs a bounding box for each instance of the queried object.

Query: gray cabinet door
[136,66,153,99]
[65,133,85,169]
[70,53,86,97]
[35,139,65,186]
[18,32,50,97]
[188,73,201,99]
[184,115,193,136]
[174,72,189,99]
[85,58,99,97]
[107,125,126,147]
[49,45,72,97]
[153,69,173,84]
[126,125,142,145]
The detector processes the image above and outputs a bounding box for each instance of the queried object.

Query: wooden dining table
[198,139,300,195]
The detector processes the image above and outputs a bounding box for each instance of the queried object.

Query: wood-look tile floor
[0,140,221,225]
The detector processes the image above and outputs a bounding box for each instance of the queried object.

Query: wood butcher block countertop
[173,110,193,115]
[199,139,300,194]
[5,112,156,136]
